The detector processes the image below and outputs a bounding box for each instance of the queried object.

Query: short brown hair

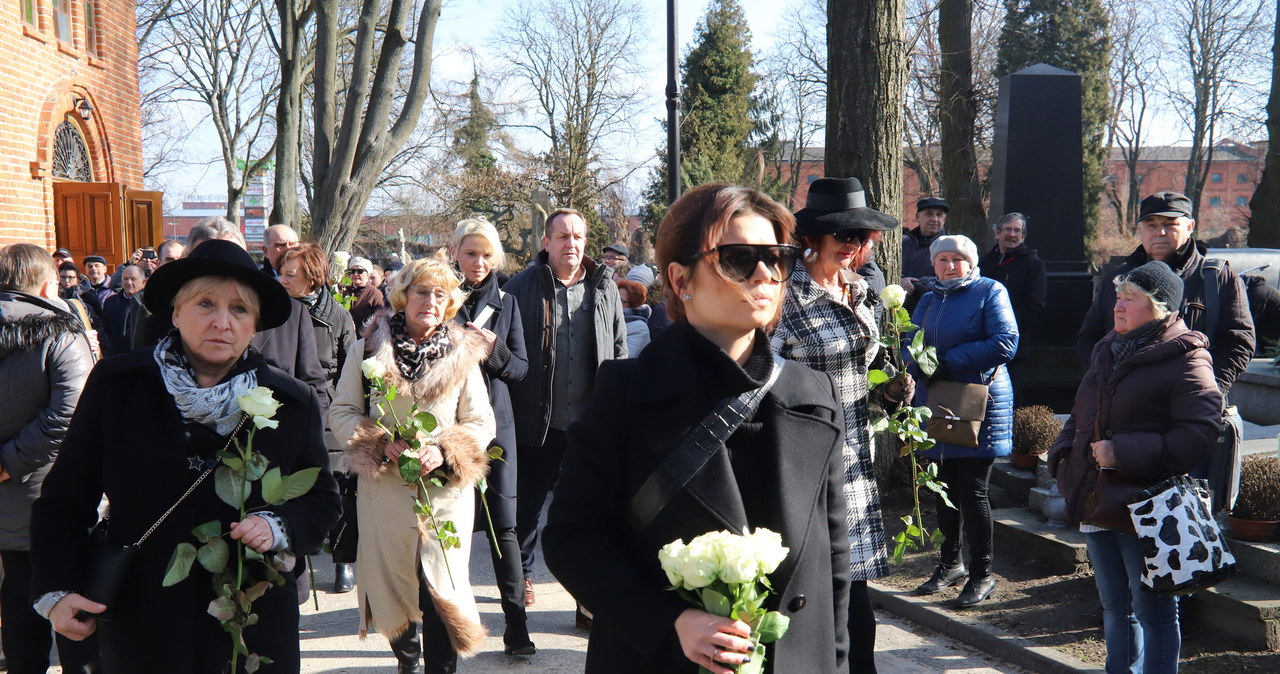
[615,279,648,308]
[544,208,586,238]
[279,242,329,293]
[0,244,56,293]
[654,183,795,323]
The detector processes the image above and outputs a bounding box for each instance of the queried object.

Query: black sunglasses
[683,244,800,282]
[832,229,871,244]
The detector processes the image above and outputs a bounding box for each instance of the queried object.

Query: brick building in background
[1,0,155,267]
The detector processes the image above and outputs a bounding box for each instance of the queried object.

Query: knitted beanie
[929,234,979,268]
[1120,261,1183,313]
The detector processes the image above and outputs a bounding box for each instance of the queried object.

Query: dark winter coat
[910,274,1019,459]
[100,292,144,357]
[1049,317,1222,533]
[1077,240,1254,394]
[544,322,851,674]
[30,349,340,672]
[349,283,386,336]
[502,251,627,446]
[901,227,946,280]
[979,243,1047,336]
[454,274,529,531]
[1244,275,1280,351]
[304,290,357,394]
[0,292,94,551]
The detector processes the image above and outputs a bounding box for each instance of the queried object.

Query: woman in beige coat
[330,257,496,674]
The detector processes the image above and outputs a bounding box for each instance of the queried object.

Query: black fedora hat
[794,177,900,237]
[144,239,292,330]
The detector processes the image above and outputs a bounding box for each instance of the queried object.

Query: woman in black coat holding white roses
[30,240,341,673]
[544,183,851,674]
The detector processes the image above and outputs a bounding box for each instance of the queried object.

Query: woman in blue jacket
[909,235,1018,607]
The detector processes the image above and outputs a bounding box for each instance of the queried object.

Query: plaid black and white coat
[772,262,889,580]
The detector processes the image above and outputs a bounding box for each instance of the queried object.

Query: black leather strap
[626,354,785,532]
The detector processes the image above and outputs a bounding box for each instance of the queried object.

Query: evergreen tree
[996,0,1111,244]
[453,73,500,218]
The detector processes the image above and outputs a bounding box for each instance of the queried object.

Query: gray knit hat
[1119,261,1183,313]
[929,234,979,268]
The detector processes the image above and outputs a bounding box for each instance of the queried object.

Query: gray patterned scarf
[154,334,257,436]
[1110,319,1165,365]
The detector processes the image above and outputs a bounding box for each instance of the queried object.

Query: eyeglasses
[832,230,871,244]
[602,254,626,262]
[683,244,800,283]
[408,285,448,302]
[345,268,368,275]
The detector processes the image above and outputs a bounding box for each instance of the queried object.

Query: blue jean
[1084,529,1180,674]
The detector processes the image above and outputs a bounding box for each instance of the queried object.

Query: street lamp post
[666,0,680,206]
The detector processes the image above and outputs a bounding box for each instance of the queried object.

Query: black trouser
[417,566,456,674]
[0,550,100,674]
[515,428,569,578]
[847,580,877,674]
[934,457,996,578]
[484,526,529,643]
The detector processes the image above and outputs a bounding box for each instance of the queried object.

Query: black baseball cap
[916,196,950,213]
[83,255,107,265]
[1138,192,1193,221]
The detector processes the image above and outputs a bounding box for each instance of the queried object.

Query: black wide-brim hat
[794,177,900,237]
[143,239,292,330]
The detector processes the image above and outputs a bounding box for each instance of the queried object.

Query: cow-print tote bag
[1127,475,1237,596]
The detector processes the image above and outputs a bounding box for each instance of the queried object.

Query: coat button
[787,595,806,612]
[1105,430,1113,438]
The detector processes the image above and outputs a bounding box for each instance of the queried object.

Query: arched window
[52,120,93,182]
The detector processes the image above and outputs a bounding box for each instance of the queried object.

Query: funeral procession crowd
[0,176,1276,674]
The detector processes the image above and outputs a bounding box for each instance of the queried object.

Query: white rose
[333,250,351,269]
[749,528,789,575]
[658,539,686,588]
[238,386,281,421]
[880,284,907,309]
[251,415,279,430]
[675,537,719,589]
[716,534,759,585]
[361,357,384,381]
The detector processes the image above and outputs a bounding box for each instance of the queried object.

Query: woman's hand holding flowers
[229,515,275,553]
[674,608,754,674]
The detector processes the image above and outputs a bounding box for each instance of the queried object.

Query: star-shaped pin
[187,456,205,472]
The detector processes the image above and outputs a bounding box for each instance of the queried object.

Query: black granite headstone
[988,64,1093,410]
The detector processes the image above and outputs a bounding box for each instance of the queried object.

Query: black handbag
[329,472,359,564]
[79,416,245,619]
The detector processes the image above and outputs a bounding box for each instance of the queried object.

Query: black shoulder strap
[1202,258,1224,339]
[626,354,786,532]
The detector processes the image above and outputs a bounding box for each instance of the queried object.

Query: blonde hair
[1113,278,1173,321]
[0,244,56,293]
[172,276,262,327]
[388,257,465,320]
[450,218,506,272]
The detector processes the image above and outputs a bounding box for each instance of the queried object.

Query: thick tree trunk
[937,0,987,243]
[827,0,907,285]
[270,0,309,228]
[1250,1,1280,248]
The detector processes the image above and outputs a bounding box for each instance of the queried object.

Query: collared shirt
[549,274,596,430]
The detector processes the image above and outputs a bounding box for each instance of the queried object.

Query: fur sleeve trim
[436,425,489,489]
[344,417,390,478]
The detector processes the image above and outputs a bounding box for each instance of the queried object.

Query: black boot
[334,563,355,593]
[913,562,967,595]
[955,576,997,608]
[490,528,536,656]
[389,623,424,674]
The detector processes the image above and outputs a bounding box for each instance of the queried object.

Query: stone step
[991,460,1037,501]
[994,506,1280,651]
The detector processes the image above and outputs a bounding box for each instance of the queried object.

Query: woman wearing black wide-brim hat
[772,177,909,674]
[31,239,340,673]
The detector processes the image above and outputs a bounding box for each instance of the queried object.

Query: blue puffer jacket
[909,272,1019,459]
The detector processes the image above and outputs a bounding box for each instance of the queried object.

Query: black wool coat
[979,243,1047,336]
[31,349,340,674]
[454,274,528,530]
[543,322,851,674]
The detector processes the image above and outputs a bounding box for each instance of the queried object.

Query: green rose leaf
[415,411,438,434]
[477,478,488,495]
[246,454,270,480]
[398,452,422,484]
[214,466,251,509]
[279,467,321,502]
[894,306,911,328]
[162,542,198,586]
[756,610,791,643]
[245,654,261,674]
[738,646,765,674]
[243,580,271,604]
[261,467,285,504]
[867,369,891,386]
[197,538,230,573]
[384,387,397,402]
[191,519,223,543]
[207,594,237,622]
[699,588,731,617]
[488,445,505,461]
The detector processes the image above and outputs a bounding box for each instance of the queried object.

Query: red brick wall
[0,0,142,247]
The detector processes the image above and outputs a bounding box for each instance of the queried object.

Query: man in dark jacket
[1244,275,1280,352]
[1078,192,1254,512]
[503,208,627,608]
[101,265,146,356]
[1078,192,1254,393]
[0,244,97,672]
[901,196,949,285]
[980,212,1047,398]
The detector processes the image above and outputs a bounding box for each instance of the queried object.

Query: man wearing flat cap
[901,196,950,298]
[79,255,115,315]
[1078,190,1254,510]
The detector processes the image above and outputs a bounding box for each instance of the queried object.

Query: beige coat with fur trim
[329,312,495,654]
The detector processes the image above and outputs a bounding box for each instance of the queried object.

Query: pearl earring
[682,293,692,301]
[803,248,818,263]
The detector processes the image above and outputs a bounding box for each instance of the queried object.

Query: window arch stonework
[52,119,93,182]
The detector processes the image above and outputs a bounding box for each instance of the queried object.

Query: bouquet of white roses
[658,528,791,674]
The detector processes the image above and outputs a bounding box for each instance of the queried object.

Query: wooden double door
[53,182,163,269]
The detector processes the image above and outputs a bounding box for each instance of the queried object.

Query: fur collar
[0,292,83,357]
[363,309,489,405]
